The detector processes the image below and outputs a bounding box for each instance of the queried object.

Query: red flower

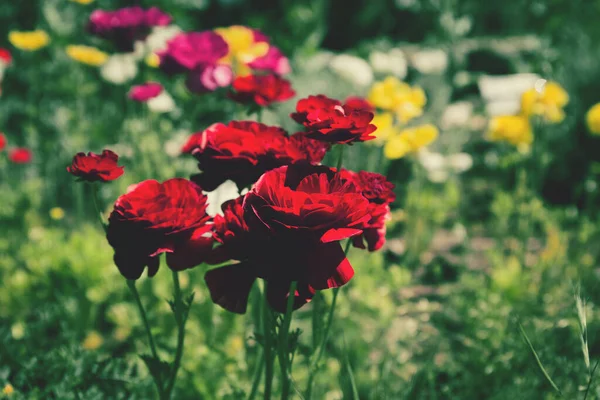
[182,121,326,191]
[128,82,163,102]
[230,74,295,107]
[9,148,32,164]
[341,170,395,251]
[0,48,12,66]
[291,95,377,144]
[0,133,6,151]
[204,164,370,313]
[287,132,330,164]
[88,6,171,52]
[67,149,124,182]
[107,179,212,280]
[344,96,374,112]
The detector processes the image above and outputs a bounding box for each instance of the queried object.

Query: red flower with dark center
[292,95,377,144]
[107,179,212,280]
[9,148,32,164]
[344,96,374,112]
[341,169,395,251]
[204,163,370,313]
[230,74,295,107]
[0,133,6,151]
[128,82,163,102]
[67,149,124,182]
[88,6,171,52]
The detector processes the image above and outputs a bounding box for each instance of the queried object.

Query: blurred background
[2,0,600,398]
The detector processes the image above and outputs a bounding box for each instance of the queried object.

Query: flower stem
[126,280,158,360]
[90,183,107,233]
[262,283,274,400]
[278,281,298,400]
[247,349,265,400]
[306,241,351,399]
[165,270,190,399]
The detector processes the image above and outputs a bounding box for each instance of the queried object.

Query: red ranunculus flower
[229,74,295,107]
[204,163,371,313]
[182,121,325,191]
[292,96,377,144]
[344,96,374,112]
[128,82,163,102]
[88,7,171,52]
[287,132,330,164]
[341,170,396,251]
[107,179,212,280]
[9,148,32,164]
[0,133,6,151]
[67,149,124,182]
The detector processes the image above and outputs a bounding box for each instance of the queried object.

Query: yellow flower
[586,103,600,135]
[82,331,104,350]
[2,384,14,396]
[215,26,269,75]
[145,53,160,68]
[487,115,533,147]
[520,81,568,123]
[384,124,438,159]
[66,45,108,67]
[49,207,65,220]
[370,113,399,144]
[70,0,94,4]
[368,76,427,123]
[8,30,50,51]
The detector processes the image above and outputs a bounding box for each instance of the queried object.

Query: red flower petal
[204,263,257,314]
[320,228,363,243]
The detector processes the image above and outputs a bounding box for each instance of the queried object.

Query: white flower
[428,169,449,183]
[145,25,182,53]
[329,54,374,87]
[418,148,446,171]
[100,54,138,84]
[147,91,175,113]
[206,180,241,217]
[164,130,189,158]
[411,49,448,74]
[478,73,539,116]
[441,101,473,129]
[446,153,473,173]
[369,48,407,78]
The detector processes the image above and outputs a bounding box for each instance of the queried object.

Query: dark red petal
[204,263,257,314]
[266,281,314,313]
[167,230,213,271]
[306,242,354,290]
[320,228,363,243]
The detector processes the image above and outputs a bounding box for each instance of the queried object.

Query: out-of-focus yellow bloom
[8,30,50,51]
[49,207,65,220]
[487,115,533,147]
[82,331,104,350]
[370,113,400,144]
[586,103,600,135]
[384,124,438,159]
[520,81,568,123]
[368,76,427,123]
[215,26,268,76]
[145,53,160,68]
[2,384,14,396]
[66,45,108,67]
[70,0,94,4]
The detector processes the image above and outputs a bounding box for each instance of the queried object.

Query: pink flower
[185,64,233,94]
[158,31,229,74]
[128,82,163,102]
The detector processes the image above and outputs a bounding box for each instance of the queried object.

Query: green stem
[90,184,107,233]
[165,271,189,399]
[278,281,298,400]
[247,350,265,400]
[262,284,274,400]
[126,280,158,360]
[336,145,346,170]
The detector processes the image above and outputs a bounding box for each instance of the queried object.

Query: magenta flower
[249,47,291,76]
[185,64,233,94]
[128,82,164,102]
[88,6,171,52]
[158,31,229,74]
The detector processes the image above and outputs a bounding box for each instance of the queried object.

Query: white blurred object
[418,149,446,171]
[446,153,473,173]
[478,73,539,116]
[369,48,407,78]
[164,130,190,158]
[411,49,448,74]
[100,54,138,84]
[206,180,241,217]
[329,54,374,87]
[145,25,182,53]
[147,91,176,113]
[428,169,450,183]
[299,51,334,72]
[440,101,473,129]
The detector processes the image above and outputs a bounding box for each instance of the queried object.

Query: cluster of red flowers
[69,7,393,315]
[1,133,32,164]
